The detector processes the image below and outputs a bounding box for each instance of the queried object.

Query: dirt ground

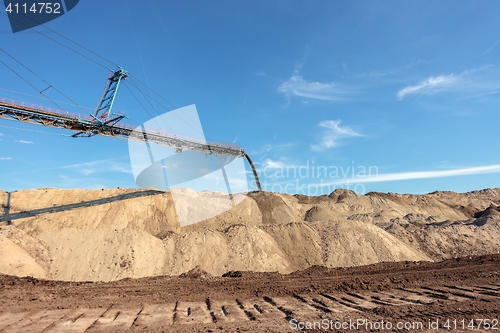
[0,254,499,332]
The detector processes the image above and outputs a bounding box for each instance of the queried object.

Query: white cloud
[0,157,12,160]
[397,66,500,101]
[58,175,107,190]
[317,164,500,186]
[278,66,350,102]
[311,120,363,151]
[353,70,394,79]
[251,144,272,156]
[16,140,34,144]
[397,74,457,100]
[484,39,500,54]
[261,159,286,170]
[62,160,132,176]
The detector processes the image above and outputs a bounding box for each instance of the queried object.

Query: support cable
[0,11,111,70]
[0,47,88,113]
[124,80,181,137]
[0,9,228,145]
[0,58,63,110]
[123,82,178,137]
[0,87,94,110]
[129,74,227,144]
[127,78,222,144]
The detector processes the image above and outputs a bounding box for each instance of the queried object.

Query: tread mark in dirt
[312,298,328,307]
[205,298,211,311]
[72,312,84,323]
[263,296,276,306]
[209,311,217,322]
[478,290,500,297]
[444,285,497,301]
[235,299,244,309]
[346,292,366,300]
[370,295,397,305]
[87,303,114,330]
[475,286,500,296]
[419,287,451,300]
[434,286,477,300]
[338,299,366,311]
[243,310,256,321]
[477,285,500,291]
[370,299,394,306]
[401,288,448,300]
[309,303,331,313]
[187,307,191,316]
[293,294,307,303]
[296,294,333,313]
[321,292,358,309]
[221,306,228,316]
[383,292,428,305]
[172,300,178,323]
[263,296,297,323]
[253,304,263,314]
[425,286,476,300]
[340,296,358,305]
[130,308,143,327]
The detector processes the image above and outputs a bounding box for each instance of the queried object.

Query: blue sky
[0,0,499,195]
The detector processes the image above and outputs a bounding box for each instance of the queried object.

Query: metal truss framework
[0,99,262,191]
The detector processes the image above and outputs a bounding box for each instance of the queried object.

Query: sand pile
[0,187,499,281]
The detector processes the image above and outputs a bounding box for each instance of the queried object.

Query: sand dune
[0,187,499,281]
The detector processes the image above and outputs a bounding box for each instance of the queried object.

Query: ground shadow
[0,190,164,223]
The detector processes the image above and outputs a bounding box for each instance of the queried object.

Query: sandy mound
[0,234,46,278]
[162,225,291,276]
[387,216,500,261]
[1,187,499,282]
[310,219,430,267]
[179,265,212,279]
[248,192,302,225]
[304,206,337,222]
[38,228,166,282]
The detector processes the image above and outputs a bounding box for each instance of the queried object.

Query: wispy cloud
[349,60,425,79]
[352,70,395,79]
[397,74,456,100]
[0,157,12,160]
[261,159,286,170]
[484,39,500,54]
[317,164,500,186]
[16,140,34,144]
[62,160,132,176]
[58,175,107,190]
[250,144,272,157]
[279,65,351,102]
[311,120,363,151]
[397,66,500,100]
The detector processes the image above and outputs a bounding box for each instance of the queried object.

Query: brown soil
[1,187,500,331]
[0,254,499,332]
